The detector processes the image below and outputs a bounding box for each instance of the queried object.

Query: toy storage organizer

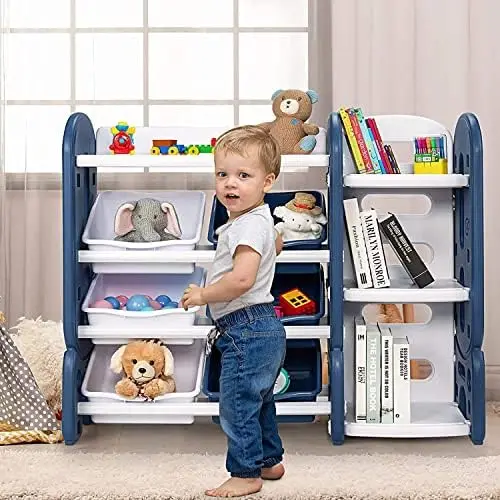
[62,112,485,447]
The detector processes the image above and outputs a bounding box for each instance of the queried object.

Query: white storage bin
[81,340,205,424]
[82,190,206,274]
[82,267,206,328]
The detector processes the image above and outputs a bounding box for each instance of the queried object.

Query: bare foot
[205,477,263,497]
[262,463,285,480]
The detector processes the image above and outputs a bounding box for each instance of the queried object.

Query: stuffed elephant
[114,198,182,243]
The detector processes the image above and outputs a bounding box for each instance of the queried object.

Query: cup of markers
[413,135,448,174]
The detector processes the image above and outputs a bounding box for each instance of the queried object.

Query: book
[393,337,411,424]
[360,209,390,288]
[339,108,366,174]
[366,324,381,423]
[355,317,367,422]
[378,213,434,288]
[384,144,401,174]
[343,198,373,289]
[379,324,394,423]
[366,117,394,174]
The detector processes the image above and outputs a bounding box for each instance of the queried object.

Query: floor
[72,404,500,458]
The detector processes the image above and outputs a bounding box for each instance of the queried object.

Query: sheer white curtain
[0,0,331,327]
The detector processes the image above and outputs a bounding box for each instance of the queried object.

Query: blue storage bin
[272,263,325,326]
[203,339,322,424]
[206,263,325,326]
[207,191,327,250]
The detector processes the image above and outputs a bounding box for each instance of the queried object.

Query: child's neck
[228,199,265,221]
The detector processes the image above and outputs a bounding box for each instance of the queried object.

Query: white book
[378,324,394,423]
[393,337,411,424]
[360,209,390,288]
[366,324,381,423]
[343,198,373,289]
[355,317,367,422]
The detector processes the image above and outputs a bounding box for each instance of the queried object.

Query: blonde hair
[214,125,281,177]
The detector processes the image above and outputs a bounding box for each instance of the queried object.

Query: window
[2,0,311,173]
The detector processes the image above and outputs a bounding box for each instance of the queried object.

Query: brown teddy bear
[258,89,320,155]
[109,339,176,400]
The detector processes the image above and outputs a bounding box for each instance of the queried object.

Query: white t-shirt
[207,204,276,320]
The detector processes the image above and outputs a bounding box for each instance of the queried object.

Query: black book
[378,213,434,288]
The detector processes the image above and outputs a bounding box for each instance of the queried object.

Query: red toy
[109,122,136,155]
[279,288,316,317]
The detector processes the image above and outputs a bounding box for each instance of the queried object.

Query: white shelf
[78,400,331,418]
[79,248,330,265]
[344,173,469,189]
[76,153,329,172]
[79,324,331,344]
[343,278,469,302]
[344,402,470,438]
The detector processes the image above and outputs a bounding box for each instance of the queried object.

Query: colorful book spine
[339,108,366,174]
[366,118,394,174]
[348,109,373,173]
[354,108,381,174]
[384,145,401,174]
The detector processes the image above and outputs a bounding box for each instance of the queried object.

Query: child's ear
[263,173,275,192]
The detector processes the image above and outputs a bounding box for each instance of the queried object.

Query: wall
[330,0,500,398]
[2,0,499,398]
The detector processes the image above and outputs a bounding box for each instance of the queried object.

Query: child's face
[214,145,275,218]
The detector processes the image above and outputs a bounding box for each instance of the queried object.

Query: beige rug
[1,404,500,500]
[1,447,500,499]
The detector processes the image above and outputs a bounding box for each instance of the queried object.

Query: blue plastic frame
[453,112,485,445]
[61,111,484,447]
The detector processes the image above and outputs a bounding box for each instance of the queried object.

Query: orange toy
[279,288,316,316]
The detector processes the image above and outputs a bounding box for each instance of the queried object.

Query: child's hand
[181,284,206,310]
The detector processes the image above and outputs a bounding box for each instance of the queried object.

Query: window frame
[2,0,330,188]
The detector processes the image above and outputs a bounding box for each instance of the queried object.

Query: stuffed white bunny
[273,192,327,242]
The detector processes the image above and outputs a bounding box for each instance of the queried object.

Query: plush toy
[274,192,327,241]
[109,339,176,400]
[9,317,65,419]
[257,89,320,154]
[114,198,182,243]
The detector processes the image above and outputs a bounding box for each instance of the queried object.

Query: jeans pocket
[218,330,243,356]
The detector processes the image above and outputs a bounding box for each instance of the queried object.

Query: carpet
[1,447,500,499]
[1,405,500,500]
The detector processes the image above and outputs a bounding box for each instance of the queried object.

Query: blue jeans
[213,303,287,478]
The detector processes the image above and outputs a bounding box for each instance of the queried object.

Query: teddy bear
[274,192,327,241]
[109,339,176,400]
[257,89,320,155]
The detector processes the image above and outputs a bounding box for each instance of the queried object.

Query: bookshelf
[328,112,485,444]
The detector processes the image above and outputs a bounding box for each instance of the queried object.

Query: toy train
[150,138,217,156]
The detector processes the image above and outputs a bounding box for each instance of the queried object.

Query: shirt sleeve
[227,215,268,257]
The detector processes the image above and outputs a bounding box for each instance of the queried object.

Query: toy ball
[162,301,178,309]
[126,294,151,311]
[104,296,121,309]
[141,306,154,312]
[145,295,153,301]
[91,299,114,309]
[155,294,172,307]
[149,300,162,310]
[116,295,128,308]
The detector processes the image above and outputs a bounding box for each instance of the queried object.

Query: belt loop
[246,306,254,323]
